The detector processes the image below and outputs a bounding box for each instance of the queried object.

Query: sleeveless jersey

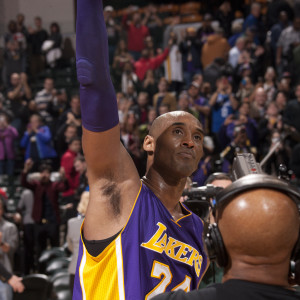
[73,182,208,300]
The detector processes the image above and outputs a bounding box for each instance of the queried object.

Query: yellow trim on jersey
[78,181,143,300]
[171,202,192,225]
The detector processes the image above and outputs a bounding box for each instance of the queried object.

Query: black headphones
[205,173,300,283]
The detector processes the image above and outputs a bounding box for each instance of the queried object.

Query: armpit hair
[101,181,121,216]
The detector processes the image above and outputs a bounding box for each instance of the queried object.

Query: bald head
[218,188,299,284]
[149,111,201,139]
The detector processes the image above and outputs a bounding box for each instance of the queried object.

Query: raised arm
[76,0,140,240]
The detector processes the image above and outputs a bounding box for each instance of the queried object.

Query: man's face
[153,114,204,178]
[40,170,50,183]
[137,93,148,107]
[293,18,300,31]
[188,85,199,98]
[158,81,167,93]
[71,98,80,112]
[11,74,20,86]
[69,140,81,153]
[65,127,77,142]
[251,4,261,18]
[44,79,54,92]
[30,115,41,130]
[255,89,267,106]
[35,18,42,28]
[178,96,189,110]
[74,160,86,174]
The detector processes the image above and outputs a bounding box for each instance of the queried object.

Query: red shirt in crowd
[123,16,149,52]
[60,149,80,197]
[134,48,170,81]
[21,172,68,223]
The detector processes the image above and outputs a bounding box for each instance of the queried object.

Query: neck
[143,167,186,218]
[223,259,290,287]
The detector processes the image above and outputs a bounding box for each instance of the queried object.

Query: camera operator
[153,177,300,299]
[221,124,257,165]
[199,173,232,290]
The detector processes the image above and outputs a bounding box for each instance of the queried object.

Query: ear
[143,135,155,154]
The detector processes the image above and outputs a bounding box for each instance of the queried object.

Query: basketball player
[153,181,300,299]
[73,0,208,299]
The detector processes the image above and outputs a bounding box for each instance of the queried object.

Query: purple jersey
[73,182,208,300]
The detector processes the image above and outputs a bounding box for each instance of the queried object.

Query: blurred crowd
[0,0,300,297]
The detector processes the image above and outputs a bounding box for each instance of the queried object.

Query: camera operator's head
[216,186,300,287]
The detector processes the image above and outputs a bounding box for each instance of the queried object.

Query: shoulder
[2,220,17,231]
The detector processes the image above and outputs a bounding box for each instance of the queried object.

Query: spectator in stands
[3,40,26,87]
[249,87,268,123]
[177,91,197,118]
[263,66,277,103]
[143,4,163,48]
[209,76,238,134]
[55,124,78,158]
[60,137,81,219]
[276,15,300,77]
[20,114,57,168]
[21,159,67,259]
[243,2,265,44]
[158,103,170,116]
[221,124,257,165]
[67,191,89,295]
[121,62,138,95]
[5,20,18,45]
[112,39,134,88]
[283,82,300,133]
[16,13,28,38]
[141,69,157,102]
[6,73,31,132]
[27,16,48,77]
[197,13,215,44]
[180,27,202,86]
[120,110,143,174]
[201,27,230,70]
[0,114,18,179]
[0,198,19,300]
[235,76,254,102]
[144,36,156,59]
[164,32,183,94]
[216,1,234,38]
[122,10,149,60]
[203,57,226,92]
[270,11,290,65]
[34,77,58,126]
[187,81,210,132]
[228,37,245,68]
[17,189,34,274]
[104,6,120,64]
[228,21,243,47]
[44,22,63,68]
[218,102,258,150]
[274,91,288,115]
[56,95,81,134]
[131,92,150,125]
[134,44,169,81]
[192,136,215,189]
[73,155,88,197]
[153,77,177,114]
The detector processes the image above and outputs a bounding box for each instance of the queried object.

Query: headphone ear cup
[290,235,300,284]
[205,224,228,268]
